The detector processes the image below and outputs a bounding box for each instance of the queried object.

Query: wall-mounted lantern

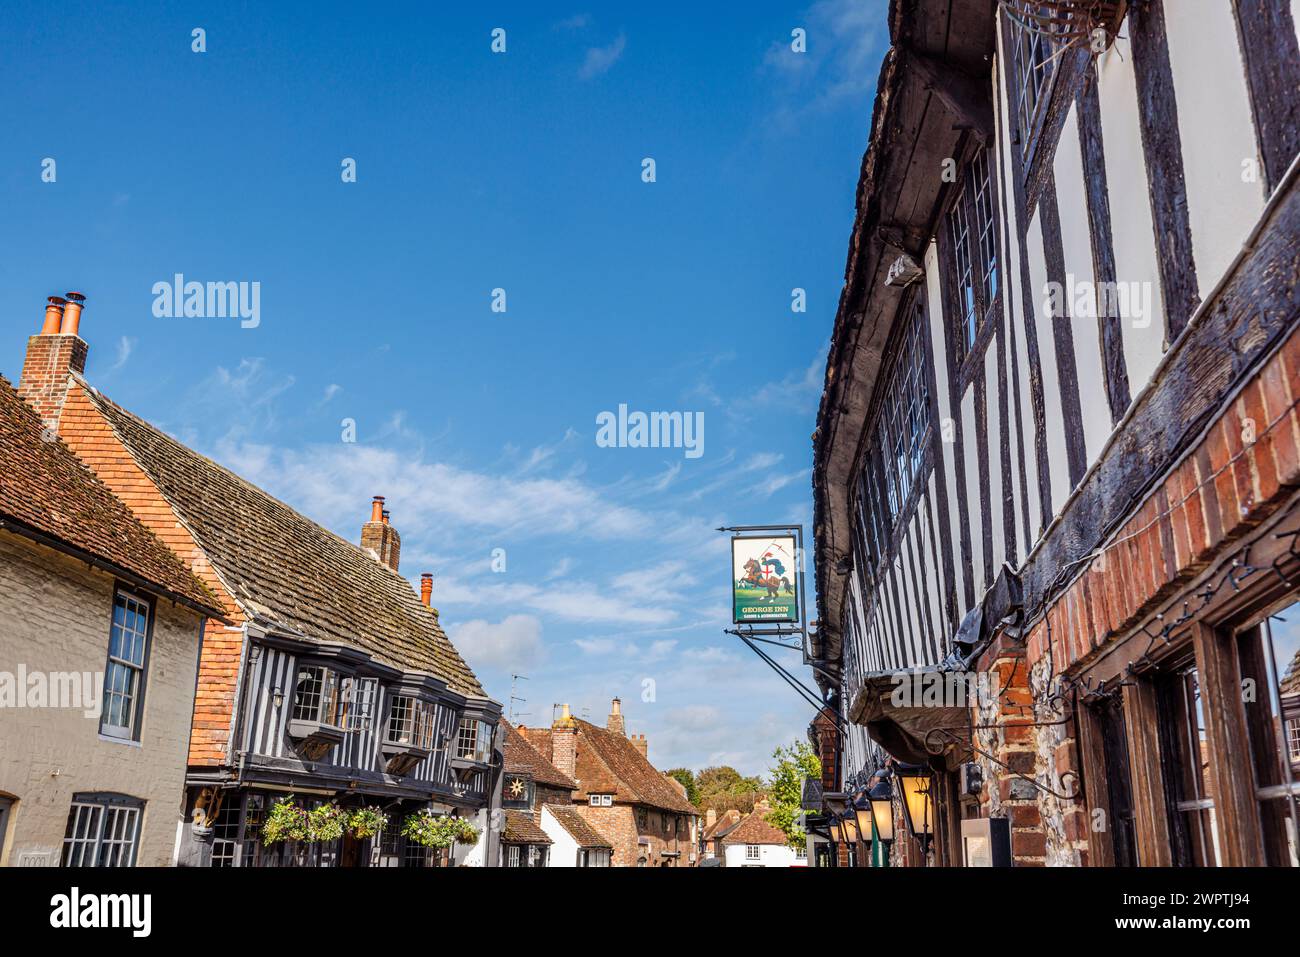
[895,763,934,854]
[840,809,860,845]
[867,773,895,845]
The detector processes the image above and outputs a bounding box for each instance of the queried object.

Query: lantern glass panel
[898,771,934,837]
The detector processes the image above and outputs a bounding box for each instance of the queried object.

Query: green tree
[765,741,821,847]
[695,765,764,817]
[664,767,699,806]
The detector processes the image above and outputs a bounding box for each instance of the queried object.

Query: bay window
[292,665,352,728]
[386,695,435,750]
[455,716,493,764]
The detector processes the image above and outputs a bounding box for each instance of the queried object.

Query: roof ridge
[74,375,421,586]
[69,375,486,695]
[0,376,219,613]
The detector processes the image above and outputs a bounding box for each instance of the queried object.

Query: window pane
[1240,605,1300,866]
[293,667,323,721]
[1163,665,1220,866]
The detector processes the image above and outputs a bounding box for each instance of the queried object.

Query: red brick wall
[1026,337,1300,677]
[1010,332,1300,865]
[16,334,86,430]
[573,804,694,866]
[551,725,577,780]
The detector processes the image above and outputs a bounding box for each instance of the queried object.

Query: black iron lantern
[867,773,894,844]
[840,808,860,845]
[852,792,875,847]
[895,763,934,854]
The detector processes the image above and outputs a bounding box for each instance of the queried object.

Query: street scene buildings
[2,1,1298,894]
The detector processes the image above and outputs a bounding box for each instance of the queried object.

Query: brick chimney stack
[18,291,89,433]
[630,732,648,760]
[607,697,626,736]
[551,703,578,780]
[360,495,401,572]
[705,808,717,828]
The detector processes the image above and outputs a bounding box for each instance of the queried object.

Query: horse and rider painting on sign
[731,535,799,624]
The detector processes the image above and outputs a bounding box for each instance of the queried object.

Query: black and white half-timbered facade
[811,0,1300,868]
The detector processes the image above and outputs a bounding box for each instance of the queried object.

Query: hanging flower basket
[346,806,389,840]
[307,803,347,843]
[262,796,310,845]
[400,810,481,848]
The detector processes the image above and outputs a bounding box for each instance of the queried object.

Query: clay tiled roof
[1280,648,1300,698]
[547,806,612,848]
[76,382,483,694]
[0,376,218,612]
[502,720,577,790]
[519,720,697,815]
[702,809,743,842]
[721,809,790,846]
[502,811,552,845]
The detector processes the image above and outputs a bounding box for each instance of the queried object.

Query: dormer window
[589,794,614,807]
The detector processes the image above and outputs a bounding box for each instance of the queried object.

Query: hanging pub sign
[731,534,799,624]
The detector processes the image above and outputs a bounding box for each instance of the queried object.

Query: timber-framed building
[810,0,1300,867]
[14,300,502,867]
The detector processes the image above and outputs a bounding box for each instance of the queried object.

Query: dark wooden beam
[1129,0,1201,340]
[1038,173,1089,489]
[1076,61,1132,423]
[1232,1,1300,194]
[1191,621,1267,865]
[1122,678,1173,866]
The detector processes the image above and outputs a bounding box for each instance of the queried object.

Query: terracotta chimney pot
[42,297,66,335]
[59,292,85,336]
[420,572,433,607]
[370,495,384,523]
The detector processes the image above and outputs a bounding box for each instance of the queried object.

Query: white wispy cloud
[109,336,135,372]
[579,32,626,79]
[762,0,884,122]
[453,614,544,671]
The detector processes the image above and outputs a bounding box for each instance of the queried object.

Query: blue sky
[0,0,884,776]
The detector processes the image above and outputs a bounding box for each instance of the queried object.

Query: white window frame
[100,590,152,740]
[588,793,613,807]
[745,844,760,861]
[62,793,144,867]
